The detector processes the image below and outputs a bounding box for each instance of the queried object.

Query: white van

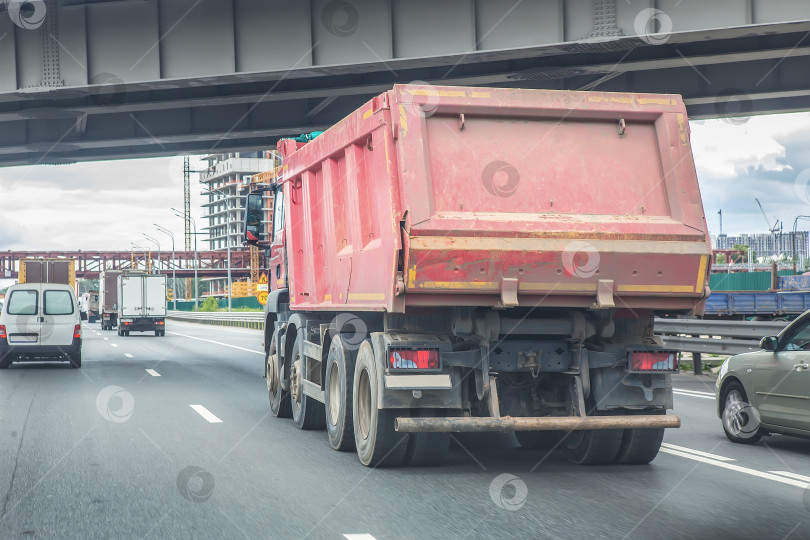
[0,283,82,368]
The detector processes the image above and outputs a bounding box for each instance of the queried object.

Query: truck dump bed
[278,85,711,313]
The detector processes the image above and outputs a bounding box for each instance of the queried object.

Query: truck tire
[515,431,565,451]
[324,335,357,451]
[560,398,623,465]
[560,427,622,465]
[404,409,450,466]
[353,340,409,467]
[266,334,292,418]
[290,334,326,430]
[720,381,762,444]
[614,410,665,464]
[69,351,82,368]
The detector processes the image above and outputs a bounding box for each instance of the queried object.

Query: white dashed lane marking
[190,405,222,423]
[125,353,134,358]
[145,369,161,377]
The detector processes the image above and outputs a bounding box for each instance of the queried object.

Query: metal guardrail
[167,310,264,329]
[654,318,790,373]
[165,312,787,368]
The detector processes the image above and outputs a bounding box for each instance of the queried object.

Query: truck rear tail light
[0,325,6,339]
[628,351,678,372]
[389,348,440,370]
[156,320,165,325]
[73,324,82,339]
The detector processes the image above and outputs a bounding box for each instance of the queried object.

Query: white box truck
[117,272,167,336]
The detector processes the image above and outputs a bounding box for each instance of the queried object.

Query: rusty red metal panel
[279,85,711,313]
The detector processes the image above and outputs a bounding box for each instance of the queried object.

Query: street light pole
[201,186,231,312]
[154,224,176,310]
[143,234,161,275]
[174,212,199,310]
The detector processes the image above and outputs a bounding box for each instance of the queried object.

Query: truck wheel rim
[291,358,302,405]
[266,353,277,394]
[328,362,340,427]
[357,368,371,440]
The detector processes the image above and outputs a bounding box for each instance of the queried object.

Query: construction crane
[755,198,781,234]
[756,197,784,257]
[718,209,722,236]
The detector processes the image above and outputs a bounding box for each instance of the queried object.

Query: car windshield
[44,290,74,315]
[6,289,38,315]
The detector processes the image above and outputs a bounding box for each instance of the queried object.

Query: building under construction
[199,151,277,296]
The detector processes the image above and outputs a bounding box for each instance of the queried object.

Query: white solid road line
[770,471,810,483]
[661,448,810,489]
[125,353,134,358]
[673,388,715,397]
[190,404,223,423]
[343,535,377,540]
[145,369,161,377]
[167,332,263,355]
[673,390,714,400]
[660,443,735,462]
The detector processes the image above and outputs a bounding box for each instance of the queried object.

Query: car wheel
[70,351,82,368]
[721,381,761,444]
[0,356,11,369]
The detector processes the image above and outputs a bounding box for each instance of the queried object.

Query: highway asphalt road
[1,320,809,539]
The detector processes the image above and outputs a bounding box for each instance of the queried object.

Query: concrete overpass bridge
[0,0,808,166]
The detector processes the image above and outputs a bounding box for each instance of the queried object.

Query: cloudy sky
[0,111,809,253]
[0,154,207,253]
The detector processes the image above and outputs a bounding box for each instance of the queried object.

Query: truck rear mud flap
[394,414,680,433]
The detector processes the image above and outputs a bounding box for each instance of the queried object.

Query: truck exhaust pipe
[394,414,681,433]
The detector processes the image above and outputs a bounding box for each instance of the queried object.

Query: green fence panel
[710,270,797,291]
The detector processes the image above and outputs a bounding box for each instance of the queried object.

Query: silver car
[716,312,810,443]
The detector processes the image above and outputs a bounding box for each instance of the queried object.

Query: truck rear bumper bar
[394,414,680,433]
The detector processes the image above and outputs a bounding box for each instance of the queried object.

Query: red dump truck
[243,85,712,467]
